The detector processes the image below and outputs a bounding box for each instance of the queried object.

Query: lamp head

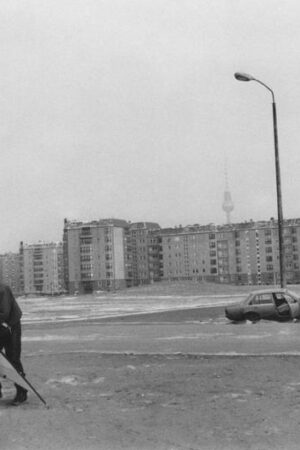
[234,72,254,82]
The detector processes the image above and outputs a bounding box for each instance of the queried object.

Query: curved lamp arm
[234,72,275,103]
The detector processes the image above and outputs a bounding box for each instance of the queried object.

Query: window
[82,273,92,279]
[266,247,273,253]
[250,293,273,305]
[285,294,297,304]
[266,256,273,262]
[80,255,91,262]
[80,263,92,271]
[273,293,289,307]
[80,246,91,254]
[81,227,91,236]
[80,238,92,245]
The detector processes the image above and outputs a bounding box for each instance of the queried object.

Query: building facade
[158,219,300,285]
[0,252,23,296]
[130,222,161,285]
[63,218,133,294]
[158,225,233,283]
[2,217,300,297]
[20,241,64,295]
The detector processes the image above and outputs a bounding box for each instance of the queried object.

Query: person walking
[0,283,27,405]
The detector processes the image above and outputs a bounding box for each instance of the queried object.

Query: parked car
[225,288,300,322]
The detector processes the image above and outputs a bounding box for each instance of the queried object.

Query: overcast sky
[1,0,300,252]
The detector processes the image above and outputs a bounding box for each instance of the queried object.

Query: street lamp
[234,72,286,288]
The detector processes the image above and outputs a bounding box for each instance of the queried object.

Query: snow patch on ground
[18,293,238,325]
[46,374,105,386]
[47,375,81,386]
[233,334,273,339]
[23,334,99,342]
[156,332,232,340]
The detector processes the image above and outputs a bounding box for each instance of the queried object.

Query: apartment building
[20,241,64,295]
[158,219,300,285]
[63,218,133,294]
[129,222,161,285]
[159,225,235,283]
[0,252,22,296]
[1,217,299,297]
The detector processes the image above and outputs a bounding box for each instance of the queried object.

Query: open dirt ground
[2,352,300,450]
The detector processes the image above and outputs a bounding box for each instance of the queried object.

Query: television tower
[222,162,234,224]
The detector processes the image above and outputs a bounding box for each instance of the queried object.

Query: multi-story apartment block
[159,226,236,283]
[130,222,161,285]
[158,219,300,286]
[0,252,23,296]
[20,241,64,295]
[1,217,300,297]
[63,218,133,294]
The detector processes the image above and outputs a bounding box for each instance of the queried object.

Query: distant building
[158,219,300,285]
[20,241,64,295]
[2,215,300,296]
[63,218,133,294]
[159,226,231,282]
[0,252,22,296]
[129,222,161,285]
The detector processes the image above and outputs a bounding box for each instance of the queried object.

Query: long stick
[19,372,48,407]
[0,351,47,407]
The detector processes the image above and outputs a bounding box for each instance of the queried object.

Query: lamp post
[234,72,286,288]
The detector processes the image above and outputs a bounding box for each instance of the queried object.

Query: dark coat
[0,284,22,327]
[0,324,11,350]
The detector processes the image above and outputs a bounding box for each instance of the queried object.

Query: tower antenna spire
[222,157,234,224]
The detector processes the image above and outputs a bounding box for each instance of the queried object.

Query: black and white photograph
[1,1,300,449]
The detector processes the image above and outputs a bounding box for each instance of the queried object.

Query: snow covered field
[18,292,243,324]
[17,282,300,325]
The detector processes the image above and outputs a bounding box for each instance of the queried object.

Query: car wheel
[244,312,260,323]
